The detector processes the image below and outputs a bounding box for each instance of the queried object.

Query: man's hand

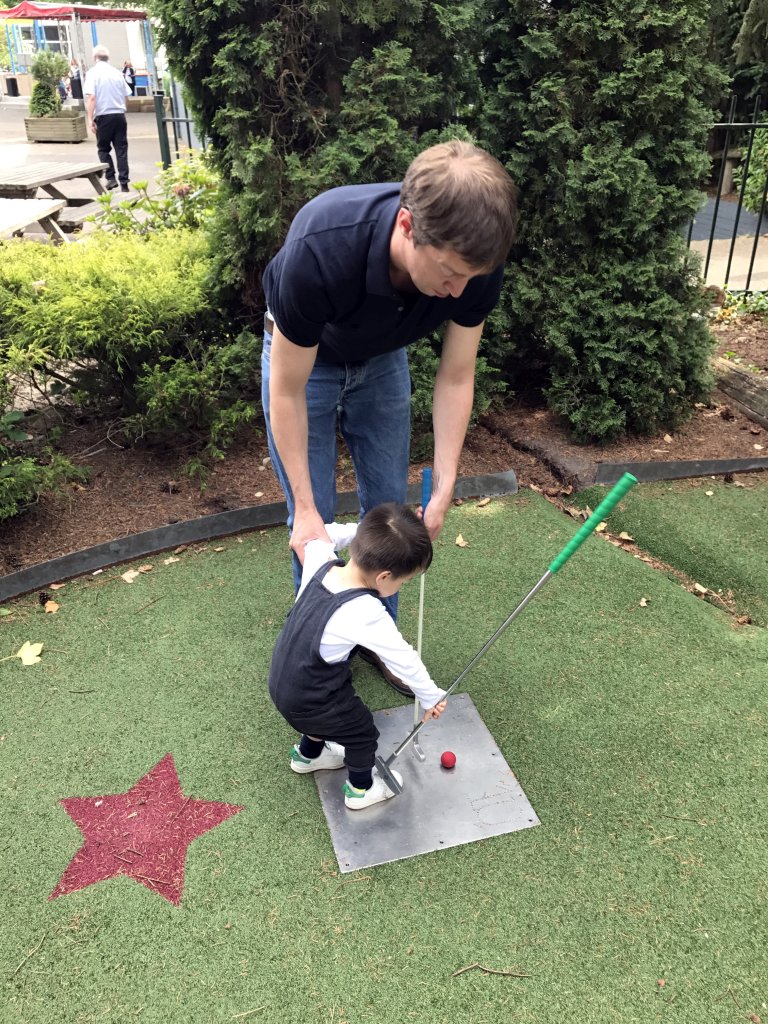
[421,495,450,540]
[422,699,447,723]
[290,508,331,564]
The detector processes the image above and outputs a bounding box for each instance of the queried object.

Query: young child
[268,503,447,810]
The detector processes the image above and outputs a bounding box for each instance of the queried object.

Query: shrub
[0,395,85,525]
[408,334,508,459]
[92,149,221,235]
[28,50,69,117]
[0,231,259,455]
[479,0,722,441]
[733,120,768,215]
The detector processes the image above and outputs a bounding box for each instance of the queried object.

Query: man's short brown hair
[400,140,519,270]
[351,503,433,578]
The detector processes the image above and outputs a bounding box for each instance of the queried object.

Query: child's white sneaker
[290,741,346,774]
[343,769,403,810]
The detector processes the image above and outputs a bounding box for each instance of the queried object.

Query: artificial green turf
[1,493,766,1023]
[574,476,768,626]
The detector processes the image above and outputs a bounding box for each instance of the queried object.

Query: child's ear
[374,570,393,589]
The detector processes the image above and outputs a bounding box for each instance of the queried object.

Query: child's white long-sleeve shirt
[297,523,446,710]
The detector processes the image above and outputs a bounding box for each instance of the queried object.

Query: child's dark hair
[351,503,433,577]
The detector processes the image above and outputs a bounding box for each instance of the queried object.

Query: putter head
[412,737,426,763]
[375,755,403,795]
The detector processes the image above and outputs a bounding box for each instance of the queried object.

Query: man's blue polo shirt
[262,183,504,365]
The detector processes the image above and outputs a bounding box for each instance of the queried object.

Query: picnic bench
[0,160,108,202]
[0,198,68,243]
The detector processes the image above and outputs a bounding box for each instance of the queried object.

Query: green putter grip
[548,472,638,574]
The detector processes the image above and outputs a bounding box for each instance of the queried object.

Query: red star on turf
[50,754,243,906]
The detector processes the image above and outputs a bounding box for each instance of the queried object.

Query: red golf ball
[441,750,456,770]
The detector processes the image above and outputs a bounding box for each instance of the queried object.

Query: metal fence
[153,75,205,169]
[687,95,768,293]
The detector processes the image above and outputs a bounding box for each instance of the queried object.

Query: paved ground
[689,195,768,291]
[0,98,167,237]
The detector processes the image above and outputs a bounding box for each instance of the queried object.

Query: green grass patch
[1,493,766,1023]
[575,476,768,626]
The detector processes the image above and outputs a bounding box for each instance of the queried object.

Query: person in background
[122,60,136,96]
[69,58,83,100]
[84,45,131,193]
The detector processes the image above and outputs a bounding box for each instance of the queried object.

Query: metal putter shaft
[412,467,433,763]
[374,472,638,795]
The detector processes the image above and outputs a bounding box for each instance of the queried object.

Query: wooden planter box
[24,111,88,143]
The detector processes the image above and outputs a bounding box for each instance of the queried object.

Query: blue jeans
[261,331,411,620]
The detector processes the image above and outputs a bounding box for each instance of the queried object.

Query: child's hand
[422,699,447,722]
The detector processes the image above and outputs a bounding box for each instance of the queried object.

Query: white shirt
[298,523,447,710]
[84,60,130,116]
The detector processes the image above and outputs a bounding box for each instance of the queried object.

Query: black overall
[268,561,380,773]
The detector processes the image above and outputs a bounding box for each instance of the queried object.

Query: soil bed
[1,317,766,577]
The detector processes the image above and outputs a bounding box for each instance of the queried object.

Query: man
[84,45,131,193]
[262,140,518,694]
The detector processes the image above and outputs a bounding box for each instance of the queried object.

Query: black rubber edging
[595,457,768,485]
[0,470,518,603]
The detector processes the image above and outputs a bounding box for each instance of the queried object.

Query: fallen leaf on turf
[657,979,666,988]
[748,1015,761,1024]
[736,614,752,624]
[50,583,65,591]
[213,546,225,552]
[595,521,607,533]
[618,531,634,542]
[254,491,263,498]
[455,534,470,548]
[754,444,764,451]
[163,556,180,566]
[44,601,60,614]
[477,497,491,507]
[639,598,649,607]
[16,641,43,665]
[173,545,187,554]
[693,583,708,595]
[664,434,673,442]
[138,564,153,573]
[121,570,140,583]
[0,608,13,617]
[705,490,714,496]
[750,427,762,435]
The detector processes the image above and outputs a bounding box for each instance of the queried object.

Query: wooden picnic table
[0,160,109,205]
[0,197,69,244]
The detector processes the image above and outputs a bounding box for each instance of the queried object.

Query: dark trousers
[279,687,380,774]
[95,113,129,186]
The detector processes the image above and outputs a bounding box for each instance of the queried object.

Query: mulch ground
[1,316,766,576]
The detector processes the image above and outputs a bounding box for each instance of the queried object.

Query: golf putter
[411,467,432,763]
[374,472,639,795]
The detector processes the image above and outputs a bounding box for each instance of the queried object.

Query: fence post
[154,92,172,169]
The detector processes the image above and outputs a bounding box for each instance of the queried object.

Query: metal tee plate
[314,693,540,873]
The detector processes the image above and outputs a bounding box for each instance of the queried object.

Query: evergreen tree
[150,0,483,309]
[735,0,768,67]
[480,0,725,441]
